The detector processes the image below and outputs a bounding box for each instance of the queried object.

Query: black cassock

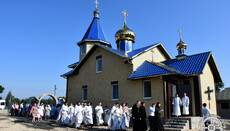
[154,107,164,131]
[139,106,147,131]
[132,104,141,131]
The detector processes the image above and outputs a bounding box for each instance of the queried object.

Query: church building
[61,5,222,119]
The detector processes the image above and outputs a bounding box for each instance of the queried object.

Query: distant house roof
[129,52,222,82]
[216,88,230,100]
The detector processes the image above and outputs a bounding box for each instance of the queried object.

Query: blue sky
[0,0,230,99]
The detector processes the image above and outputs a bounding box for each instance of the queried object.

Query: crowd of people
[10,102,58,122]
[55,101,164,131]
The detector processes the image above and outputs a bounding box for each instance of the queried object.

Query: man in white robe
[108,103,121,130]
[172,94,182,117]
[68,103,75,125]
[182,93,189,115]
[120,103,128,130]
[125,103,132,127]
[104,106,110,125]
[56,103,69,124]
[74,102,83,128]
[95,102,104,125]
[83,102,93,127]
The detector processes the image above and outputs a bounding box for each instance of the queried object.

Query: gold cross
[94,0,99,10]
[122,10,128,25]
[178,29,182,40]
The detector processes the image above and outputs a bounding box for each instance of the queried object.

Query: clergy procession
[172,93,190,117]
[55,100,165,131]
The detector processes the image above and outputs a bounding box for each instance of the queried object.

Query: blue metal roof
[127,43,158,58]
[128,61,172,79]
[82,15,107,42]
[68,62,79,67]
[129,52,211,79]
[162,52,211,75]
[61,70,73,76]
[96,44,127,57]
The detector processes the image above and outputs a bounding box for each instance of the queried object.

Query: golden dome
[176,40,187,50]
[115,24,135,43]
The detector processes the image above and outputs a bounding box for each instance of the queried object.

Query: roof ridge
[146,60,186,75]
[132,43,159,52]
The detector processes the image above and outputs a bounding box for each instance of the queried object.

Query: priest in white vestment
[182,93,189,115]
[83,103,93,127]
[95,103,104,125]
[56,103,69,124]
[74,102,83,128]
[104,106,110,125]
[108,103,121,130]
[68,103,75,125]
[125,104,132,127]
[120,103,128,130]
[172,94,182,117]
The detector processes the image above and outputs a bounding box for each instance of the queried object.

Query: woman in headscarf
[30,103,38,123]
[45,104,51,120]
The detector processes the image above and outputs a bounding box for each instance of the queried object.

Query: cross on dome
[94,0,99,10]
[122,10,128,25]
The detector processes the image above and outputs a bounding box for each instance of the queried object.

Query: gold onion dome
[115,24,136,43]
[176,39,187,50]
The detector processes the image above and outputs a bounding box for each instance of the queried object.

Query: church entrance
[166,80,177,118]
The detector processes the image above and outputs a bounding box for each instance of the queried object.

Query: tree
[13,98,20,104]
[0,85,5,100]
[0,85,4,94]
[216,82,224,93]
[5,91,14,107]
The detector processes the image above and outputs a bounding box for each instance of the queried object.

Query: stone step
[164,122,186,126]
[164,124,184,129]
[164,127,183,131]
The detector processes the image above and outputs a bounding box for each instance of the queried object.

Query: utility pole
[54,85,57,97]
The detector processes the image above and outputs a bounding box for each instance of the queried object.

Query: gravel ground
[0,113,132,131]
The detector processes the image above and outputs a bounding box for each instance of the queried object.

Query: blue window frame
[81,44,86,55]
[82,86,87,101]
[96,56,102,73]
[112,84,119,100]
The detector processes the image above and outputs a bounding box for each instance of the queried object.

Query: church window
[143,79,151,99]
[82,86,87,101]
[221,103,229,109]
[96,56,102,73]
[81,44,86,55]
[111,81,119,100]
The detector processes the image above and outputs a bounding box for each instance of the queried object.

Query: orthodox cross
[204,86,214,108]
[94,0,99,10]
[178,29,182,41]
[122,10,128,25]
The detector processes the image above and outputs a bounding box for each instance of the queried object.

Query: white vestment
[182,96,189,115]
[56,105,69,124]
[172,97,182,116]
[74,105,83,128]
[120,106,128,130]
[104,109,110,125]
[125,106,132,127]
[69,105,75,125]
[108,106,121,130]
[83,106,93,125]
[95,105,104,125]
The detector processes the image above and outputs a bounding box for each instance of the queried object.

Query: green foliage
[216,82,224,93]
[40,98,55,105]
[6,91,14,107]
[58,96,66,100]
[20,99,28,104]
[13,98,20,104]
[0,97,2,100]
[0,85,4,94]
